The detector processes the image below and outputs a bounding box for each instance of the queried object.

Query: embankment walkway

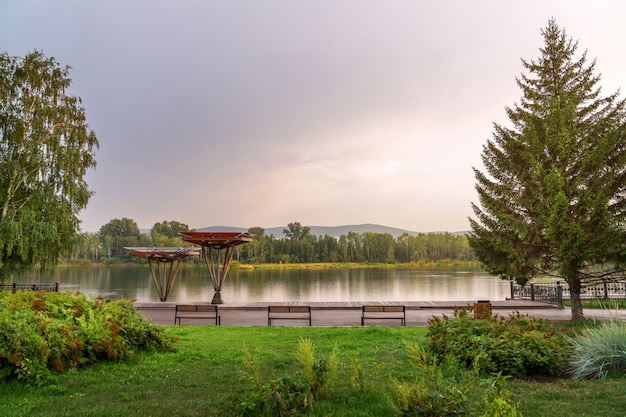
[135,300,626,326]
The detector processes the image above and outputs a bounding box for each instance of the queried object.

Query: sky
[2,1,626,233]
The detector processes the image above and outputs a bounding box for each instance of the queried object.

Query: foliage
[566,319,626,379]
[237,337,338,416]
[98,217,148,258]
[283,222,312,241]
[0,51,98,280]
[70,218,478,265]
[426,310,567,377]
[239,227,476,264]
[0,290,175,382]
[1,325,626,416]
[150,220,194,247]
[392,340,522,417]
[296,337,338,399]
[468,19,626,321]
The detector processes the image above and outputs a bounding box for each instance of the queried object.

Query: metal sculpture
[125,247,200,301]
[179,231,253,304]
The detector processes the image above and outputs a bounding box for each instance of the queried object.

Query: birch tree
[0,51,98,279]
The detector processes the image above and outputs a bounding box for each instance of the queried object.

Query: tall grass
[566,319,626,379]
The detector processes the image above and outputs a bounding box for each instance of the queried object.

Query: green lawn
[1,325,624,416]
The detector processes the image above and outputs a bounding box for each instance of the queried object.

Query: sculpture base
[211,292,223,304]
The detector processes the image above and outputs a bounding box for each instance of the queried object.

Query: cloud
[2,1,626,233]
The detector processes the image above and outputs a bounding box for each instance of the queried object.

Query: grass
[509,377,626,417]
[1,324,625,416]
[561,299,626,309]
[0,326,423,416]
[230,260,483,270]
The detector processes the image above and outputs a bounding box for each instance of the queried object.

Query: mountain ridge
[196,224,468,238]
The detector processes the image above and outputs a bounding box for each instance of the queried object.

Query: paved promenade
[135,300,626,326]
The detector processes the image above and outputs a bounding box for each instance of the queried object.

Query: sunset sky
[2,1,625,233]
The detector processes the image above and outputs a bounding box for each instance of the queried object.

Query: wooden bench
[268,306,312,326]
[175,304,220,325]
[361,305,406,326]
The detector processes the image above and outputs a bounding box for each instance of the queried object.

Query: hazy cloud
[2,1,625,232]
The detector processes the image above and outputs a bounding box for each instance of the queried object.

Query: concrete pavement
[134,300,626,326]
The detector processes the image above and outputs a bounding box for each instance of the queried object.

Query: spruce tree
[469,20,626,320]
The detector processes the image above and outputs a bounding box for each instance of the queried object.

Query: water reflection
[13,266,510,303]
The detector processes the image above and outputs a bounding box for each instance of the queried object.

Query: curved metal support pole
[203,247,224,303]
[201,246,238,304]
[147,258,184,302]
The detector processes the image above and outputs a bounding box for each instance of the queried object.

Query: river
[13,266,511,303]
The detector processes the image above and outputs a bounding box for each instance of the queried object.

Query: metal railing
[510,280,626,307]
[0,282,59,293]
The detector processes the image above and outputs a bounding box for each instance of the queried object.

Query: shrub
[0,308,51,382]
[0,290,176,382]
[296,337,338,399]
[566,319,626,379]
[426,310,567,376]
[391,340,523,416]
[237,338,338,416]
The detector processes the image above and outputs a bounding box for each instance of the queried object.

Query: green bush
[237,338,338,416]
[0,290,176,382]
[566,319,626,379]
[426,310,567,377]
[391,340,523,417]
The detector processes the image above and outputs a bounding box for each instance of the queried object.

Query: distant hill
[196,224,468,238]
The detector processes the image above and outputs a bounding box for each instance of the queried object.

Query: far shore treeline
[66,219,477,266]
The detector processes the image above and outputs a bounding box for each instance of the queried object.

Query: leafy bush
[296,337,338,399]
[237,338,338,416]
[0,290,176,382]
[391,340,523,417]
[426,310,567,376]
[566,319,626,379]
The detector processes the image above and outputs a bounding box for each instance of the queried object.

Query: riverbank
[57,259,484,270]
[232,259,483,270]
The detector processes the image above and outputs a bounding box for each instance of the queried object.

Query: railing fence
[510,279,626,307]
[0,282,59,293]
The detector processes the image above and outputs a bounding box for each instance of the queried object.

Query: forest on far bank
[66,219,477,265]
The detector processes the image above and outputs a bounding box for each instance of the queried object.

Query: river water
[13,266,511,303]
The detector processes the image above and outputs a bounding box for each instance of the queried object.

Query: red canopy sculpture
[125,247,200,302]
[179,231,253,304]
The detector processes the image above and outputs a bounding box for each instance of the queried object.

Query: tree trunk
[567,277,585,321]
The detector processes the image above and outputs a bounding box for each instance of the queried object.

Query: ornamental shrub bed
[426,310,568,377]
[0,290,175,382]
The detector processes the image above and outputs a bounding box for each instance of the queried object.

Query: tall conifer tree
[469,20,626,320]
